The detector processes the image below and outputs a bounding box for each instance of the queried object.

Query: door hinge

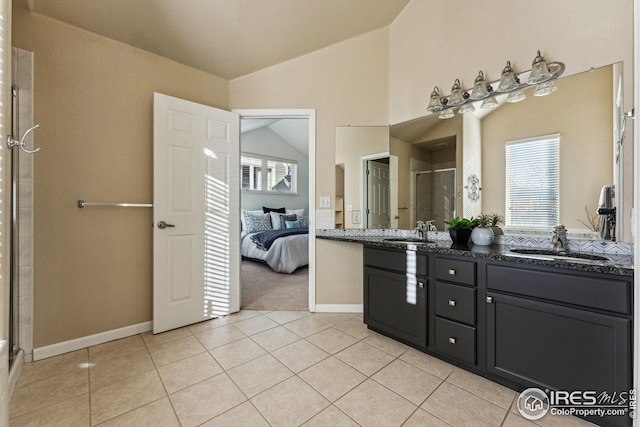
[486,296,493,304]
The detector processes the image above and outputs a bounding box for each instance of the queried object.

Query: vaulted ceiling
[13,0,409,80]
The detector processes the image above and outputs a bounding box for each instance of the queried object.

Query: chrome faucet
[551,224,568,252]
[416,221,427,241]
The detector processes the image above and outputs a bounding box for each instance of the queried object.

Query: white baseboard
[314,304,363,313]
[33,321,152,361]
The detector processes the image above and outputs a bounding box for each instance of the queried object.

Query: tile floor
[9,310,596,427]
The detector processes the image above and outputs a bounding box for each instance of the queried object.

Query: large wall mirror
[335,62,629,242]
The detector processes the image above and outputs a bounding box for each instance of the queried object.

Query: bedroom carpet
[241,260,309,311]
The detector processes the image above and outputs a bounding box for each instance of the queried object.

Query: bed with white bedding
[241,228,309,273]
[240,208,309,273]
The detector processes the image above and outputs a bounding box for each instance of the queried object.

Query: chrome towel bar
[78,200,153,208]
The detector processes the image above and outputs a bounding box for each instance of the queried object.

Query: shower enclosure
[415,168,456,231]
[8,47,35,368]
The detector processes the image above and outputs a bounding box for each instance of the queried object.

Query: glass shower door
[415,168,456,231]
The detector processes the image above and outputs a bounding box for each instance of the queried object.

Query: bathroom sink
[384,238,436,244]
[508,248,608,262]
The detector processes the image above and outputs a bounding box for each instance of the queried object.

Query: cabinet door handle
[448,269,456,275]
[448,300,456,307]
[448,337,456,344]
[486,296,493,304]
[418,282,425,288]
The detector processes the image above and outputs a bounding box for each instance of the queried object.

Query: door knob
[157,221,175,229]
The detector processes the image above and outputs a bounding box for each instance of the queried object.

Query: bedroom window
[505,134,560,228]
[241,153,297,194]
[241,156,262,191]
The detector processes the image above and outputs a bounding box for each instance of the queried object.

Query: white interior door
[366,160,390,228]
[153,93,240,334]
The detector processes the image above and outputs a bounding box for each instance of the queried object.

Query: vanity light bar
[427,51,565,118]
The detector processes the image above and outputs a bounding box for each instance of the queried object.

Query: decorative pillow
[263,206,286,214]
[241,209,263,232]
[298,215,309,227]
[286,208,304,218]
[285,219,301,229]
[279,214,297,229]
[269,211,283,230]
[243,211,272,233]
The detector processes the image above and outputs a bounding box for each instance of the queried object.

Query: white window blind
[241,153,297,194]
[505,134,560,228]
[241,156,262,191]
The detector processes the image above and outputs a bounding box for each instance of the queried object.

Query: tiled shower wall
[14,47,34,362]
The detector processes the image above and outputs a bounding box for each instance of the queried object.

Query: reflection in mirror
[415,168,456,231]
[334,63,626,242]
[479,64,620,240]
[334,126,390,229]
[390,114,461,231]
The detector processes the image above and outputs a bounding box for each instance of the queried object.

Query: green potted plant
[444,216,480,244]
[478,213,505,242]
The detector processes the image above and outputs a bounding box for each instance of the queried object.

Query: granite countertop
[317,234,634,277]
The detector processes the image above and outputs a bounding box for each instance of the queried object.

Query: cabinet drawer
[435,257,476,285]
[435,317,476,365]
[486,263,631,315]
[435,282,476,325]
[364,247,427,276]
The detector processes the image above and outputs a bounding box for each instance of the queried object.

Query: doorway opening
[359,151,392,229]
[235,109,316,312]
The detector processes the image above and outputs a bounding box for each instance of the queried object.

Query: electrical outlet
[352,210,361,224]
[319,196,331,208]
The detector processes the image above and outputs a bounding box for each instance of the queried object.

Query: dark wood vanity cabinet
[485,262,632,427]
[362,246,633,427]
[363,247,427,348]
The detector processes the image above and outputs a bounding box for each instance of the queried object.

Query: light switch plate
[352,210,361,224]
[319,196,331,208]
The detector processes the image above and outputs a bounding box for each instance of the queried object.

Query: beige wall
[12,8,229,347]
[231,0,635,304]
[229,28,390,305]
[229,28,390,207]
[389,0,634,239]
[482,66,613,230]
[315,240,363,305]
[389,0,634,124]
[6,0,636,346]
